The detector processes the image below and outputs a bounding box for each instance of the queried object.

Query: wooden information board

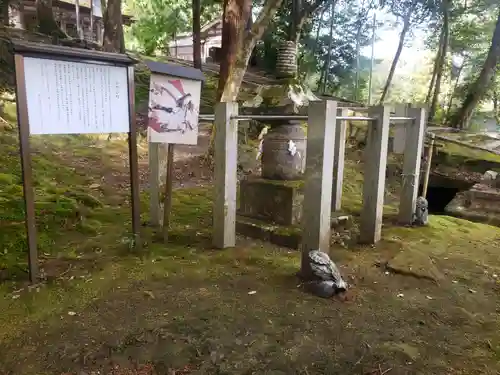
[11,40,141,282]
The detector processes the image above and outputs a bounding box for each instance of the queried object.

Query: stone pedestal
[239,178,304,225]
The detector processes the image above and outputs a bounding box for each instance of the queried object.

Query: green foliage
[255,0,375,99]
[444,0,499,118]
[125,0,220,55]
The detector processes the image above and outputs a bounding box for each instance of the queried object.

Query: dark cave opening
[418,175,475,214]
[421,185,461,214]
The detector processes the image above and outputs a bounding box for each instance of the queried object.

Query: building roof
[174,17,222,39]
[56,0,134,18]
[145,59,205,82]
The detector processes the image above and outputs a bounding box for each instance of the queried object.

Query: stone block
[236,215,301,249]
[239,177,304,225]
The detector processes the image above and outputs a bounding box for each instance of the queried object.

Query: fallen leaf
[89,183,100,189]
[67,311,77,316]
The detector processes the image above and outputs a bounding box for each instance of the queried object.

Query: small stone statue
[413,196,429,226]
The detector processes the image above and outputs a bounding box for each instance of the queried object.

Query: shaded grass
[1,212,500,374]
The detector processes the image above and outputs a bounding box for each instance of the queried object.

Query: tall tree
[321,0,335,93]
[192,0,202,69]
[218,0,282,101]
[217,0,252,100]
[453,9,500,128]
[378,0,437,104]
[428,0,450,122]
[424,28,443,105]
[103,0,125,52]
[36,0,67,38]
[289,0,331,44]
[0,0,10,27]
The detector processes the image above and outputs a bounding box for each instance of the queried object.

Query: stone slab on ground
[446,170,500,226]
[236,214,352,250]
[236,215,302,249]
[386,247,444,283]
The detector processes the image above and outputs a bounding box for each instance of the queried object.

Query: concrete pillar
[399,107,426,224]
[332,107,348,212]
[360,105,391,244]
[213,102,238,248]
[392,103,410,154]
[301,100,337,256]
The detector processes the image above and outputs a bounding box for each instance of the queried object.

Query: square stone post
[360,105,390,244]
[332,108,348,211]
[301,100,337,265]
[213,102,238,248]
[398,107,426,224]
[392,103,410,154]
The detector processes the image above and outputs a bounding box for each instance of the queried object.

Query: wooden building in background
[8,0,134,43]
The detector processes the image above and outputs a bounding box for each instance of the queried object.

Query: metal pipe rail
[199,114,415,122]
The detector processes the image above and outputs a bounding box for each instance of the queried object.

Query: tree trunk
[102,0,124,53]
[294,0,332,45]
[378,5,415,104]
[428,0,449,123]
[453,10,500,129]
[425,28,444,105]
[494,89,499,124]
[216,0,252,101]
[208,0,283,157]
[0,0,9,27]
[311,7,325,57]
[36,0,67,38]
[444,61,464,122]
[322,0,335,94]
[219,0,283,101]
[192,0,202,69]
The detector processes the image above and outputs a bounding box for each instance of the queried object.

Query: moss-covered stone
[239,177,304,226]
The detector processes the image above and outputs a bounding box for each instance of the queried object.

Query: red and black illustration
[148,78,198,134]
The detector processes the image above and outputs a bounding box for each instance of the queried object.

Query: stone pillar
[398,107,426,224]
[332,108,348,211]
[392,103,410,154]
[213,102,238,249]
[360,105,390,244]
[301,100,337,257]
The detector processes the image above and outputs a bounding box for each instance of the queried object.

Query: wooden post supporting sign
[11,40,140,282]
[14,54,38,282]
[144,60,204,241]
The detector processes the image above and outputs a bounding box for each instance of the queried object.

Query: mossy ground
[2,95,500,374]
